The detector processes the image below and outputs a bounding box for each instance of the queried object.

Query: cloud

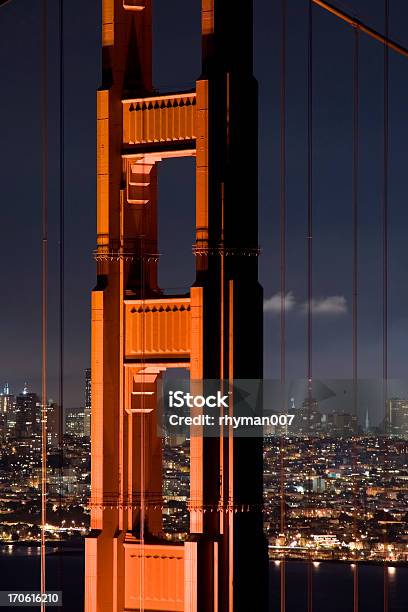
[264,291,296,314]
[305,296,347,315]
[264,293,348,316]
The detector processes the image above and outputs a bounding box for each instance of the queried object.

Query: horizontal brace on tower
[123,91,197,147]
[124,297,192,359]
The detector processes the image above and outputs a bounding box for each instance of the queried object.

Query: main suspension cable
[139,93,147,612]
[312,0,408,59]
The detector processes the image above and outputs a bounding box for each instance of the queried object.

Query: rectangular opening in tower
[157,157,196,294]
[152,0,201,90]
[162,367,190,539]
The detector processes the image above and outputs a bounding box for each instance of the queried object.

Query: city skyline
[0,368,91,431]
[1,1,408,406]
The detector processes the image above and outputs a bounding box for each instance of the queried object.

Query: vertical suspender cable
[307,0,313,387]
[307,3,314,611]
[352,33,359,430]
[280,0,287,386]
[59,2,65,443]
[140,237,145,612]
[279,1,287,611]
[139,96,146,612]
[58,0,65,595]
[352,26,360,612]
[140,235,146,612]
[383,1,389,406]
[382,2,389,611]
[41,1,48,608]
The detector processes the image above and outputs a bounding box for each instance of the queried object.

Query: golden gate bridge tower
[85,1,268,610]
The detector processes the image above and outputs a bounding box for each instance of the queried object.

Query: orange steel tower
[85,1,268,611]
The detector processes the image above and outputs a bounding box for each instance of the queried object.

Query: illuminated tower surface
[85,1,268,610]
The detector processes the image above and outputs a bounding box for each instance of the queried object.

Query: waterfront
[1,547,407,611]
[0,546,84,611]
[269,561,408,612]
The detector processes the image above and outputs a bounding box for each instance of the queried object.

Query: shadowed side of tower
[190,2,268,611]
[85,1,268,611]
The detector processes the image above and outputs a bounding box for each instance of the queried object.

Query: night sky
[0,1,407,408]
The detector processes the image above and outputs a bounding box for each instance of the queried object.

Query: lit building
[85,368,91,410]
[46,400,61,448]
[83,408,91,438]
[0,383,14,440]
[294,397,323,434]
[311,534,340,548]
[14,384,40,440]
[310,476,326,493]
[386,398,408,437]
[84,368,91,438]
[325,412,358,437]
[65,409,86,438]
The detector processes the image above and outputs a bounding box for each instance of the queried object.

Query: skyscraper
[325,412,358,437]
[0,383,14,441]
[46,400,62,448]
[294,396,323,435]
[386,398,408,437]
[85,368,91,410]
[14,384,40,440]
[84,368,91,438]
